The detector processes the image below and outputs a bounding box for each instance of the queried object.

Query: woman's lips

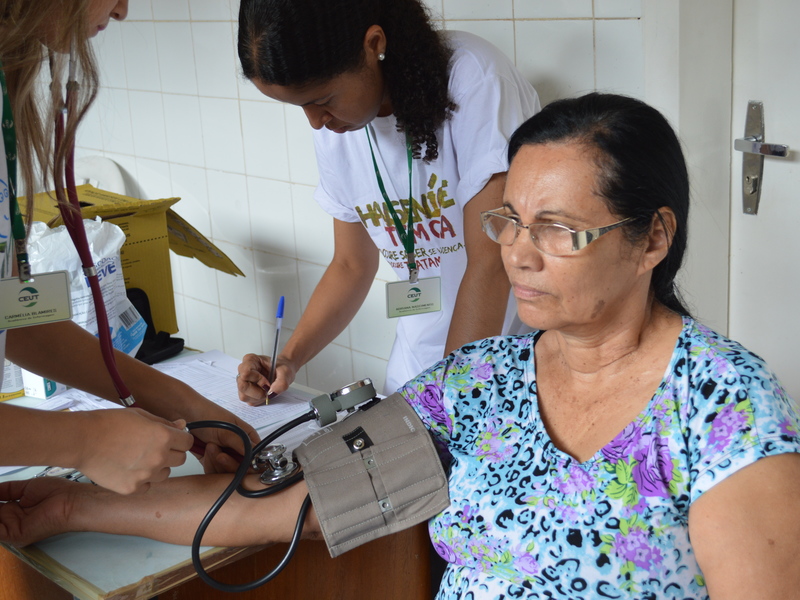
[512,283,548,301]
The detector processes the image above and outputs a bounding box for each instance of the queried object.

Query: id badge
[0,271,73,329]
[386,276,441,318]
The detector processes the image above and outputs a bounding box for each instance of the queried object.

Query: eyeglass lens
[483,213,574,255]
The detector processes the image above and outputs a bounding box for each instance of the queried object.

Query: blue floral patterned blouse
[398,317,800,599]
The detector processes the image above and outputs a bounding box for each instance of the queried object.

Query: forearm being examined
[69,475,319,547]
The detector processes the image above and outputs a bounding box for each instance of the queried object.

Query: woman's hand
[0,478,88,547]
[77,406,259,484]
[74,409,193,495]
[236,353,298,405]
[175,401,261,474]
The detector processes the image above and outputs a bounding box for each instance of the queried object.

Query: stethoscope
[187,378,378,592]
[41,48,380,593]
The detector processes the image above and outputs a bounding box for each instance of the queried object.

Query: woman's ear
[363,24,387,62]
[639,207,677,274]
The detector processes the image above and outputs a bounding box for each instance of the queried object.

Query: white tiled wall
[78,0,644,394]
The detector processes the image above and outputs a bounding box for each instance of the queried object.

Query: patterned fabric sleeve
[685,323,800,503]
[398,357,454,452]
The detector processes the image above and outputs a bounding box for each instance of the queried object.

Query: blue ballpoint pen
[268,296,285,386]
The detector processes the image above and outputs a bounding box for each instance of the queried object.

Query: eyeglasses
[480,208,635,257]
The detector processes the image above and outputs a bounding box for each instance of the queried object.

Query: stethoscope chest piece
[253,444,299,485]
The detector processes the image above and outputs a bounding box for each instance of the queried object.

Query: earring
[378,52,386,61]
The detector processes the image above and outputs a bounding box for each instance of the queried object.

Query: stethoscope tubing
[53,53,132,404]
[187,415,314,592]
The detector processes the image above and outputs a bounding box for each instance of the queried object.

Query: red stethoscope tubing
[53,90,132,403]
[53,57,209,457]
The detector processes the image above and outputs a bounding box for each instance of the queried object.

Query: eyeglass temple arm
[571,220,628,251]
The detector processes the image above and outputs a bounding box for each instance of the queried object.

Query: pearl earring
[378,52,386,61]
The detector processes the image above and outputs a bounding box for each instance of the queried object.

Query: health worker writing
[235,0,541,402]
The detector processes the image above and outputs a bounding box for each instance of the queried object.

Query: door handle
[733,138,788,157]
[734,101,791,215]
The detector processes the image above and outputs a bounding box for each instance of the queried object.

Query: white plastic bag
[26,219,146,357]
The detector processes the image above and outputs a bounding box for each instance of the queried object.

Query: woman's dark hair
[508,92,691,316]
[238,0,455,162]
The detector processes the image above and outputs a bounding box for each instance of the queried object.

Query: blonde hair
[0,0,99,212]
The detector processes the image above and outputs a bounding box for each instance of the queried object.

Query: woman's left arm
[7,320,260,464]
[0,474,319,548]
[444,172,510,355]
[689,452,800,598]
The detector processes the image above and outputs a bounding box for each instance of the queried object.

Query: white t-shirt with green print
[313,31,540,393]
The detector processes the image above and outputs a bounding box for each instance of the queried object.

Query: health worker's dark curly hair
[238,0,455,162]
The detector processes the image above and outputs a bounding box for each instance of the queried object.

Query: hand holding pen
[236,296,294,406]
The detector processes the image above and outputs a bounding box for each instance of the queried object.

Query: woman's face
[86,0,128,37]
[39,0,127,48]
[252,62,390,134]
[501,141,652,337]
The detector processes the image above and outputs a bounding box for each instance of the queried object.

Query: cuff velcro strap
[294,392,449,557]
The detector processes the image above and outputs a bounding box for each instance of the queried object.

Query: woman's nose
[302,105,331,130]
[502,229,544,271]
[112,0,129,21]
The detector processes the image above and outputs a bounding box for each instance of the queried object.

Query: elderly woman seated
[2,93,799,600]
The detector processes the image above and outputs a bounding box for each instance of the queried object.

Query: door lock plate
[734,101,790,215]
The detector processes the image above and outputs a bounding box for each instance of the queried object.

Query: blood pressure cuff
[294,392,449,558]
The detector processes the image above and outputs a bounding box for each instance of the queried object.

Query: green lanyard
[0,61,32,282]
[365,126,418,283]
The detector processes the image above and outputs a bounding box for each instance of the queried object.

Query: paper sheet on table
[154,358,314,431]
[155,351,334,448]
